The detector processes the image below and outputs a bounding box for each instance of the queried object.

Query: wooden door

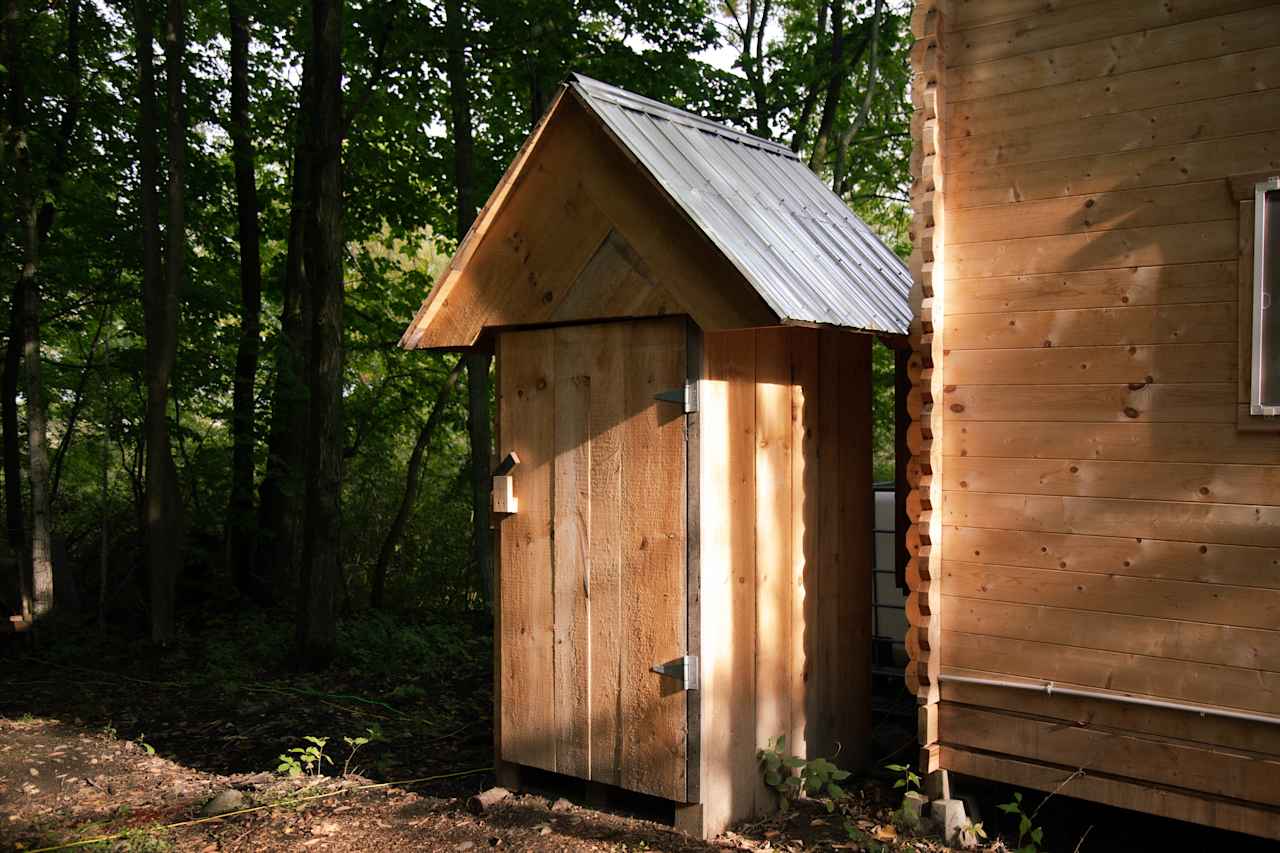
[495,316,694,801]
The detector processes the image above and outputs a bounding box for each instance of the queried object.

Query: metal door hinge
[655,382,697,414]
[651,655,699,691]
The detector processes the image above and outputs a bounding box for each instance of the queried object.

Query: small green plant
[884,762,921,793]
[136,734,156,755]
[101,721,117,740]
[998,791,1045,853]
[341,725,383,776]
[757,735,852,812]
[277,736,332,778]
[843,822,887,853]
[964,819,988,844]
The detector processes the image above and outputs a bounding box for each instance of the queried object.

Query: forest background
[0,0,912,663]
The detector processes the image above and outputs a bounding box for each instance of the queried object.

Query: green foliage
[277,736,332,778]
[997,791,1046,853]
[884,762,920,792]
[341,725,383,776]
[757,735,852,812]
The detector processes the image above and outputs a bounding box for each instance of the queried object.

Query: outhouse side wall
[695,326,873,837]
[907,0,1280,839]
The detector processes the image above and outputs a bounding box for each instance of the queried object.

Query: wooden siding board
[941,559,1280,632]
[948,456,1280,506]
[945,0,1276,67]
[699,329,761,831]
[497,329,557,772]
[942,675,1280,757]
[944,343,1236,386]
[941,526,1280,591]
[945,302,1236,350]
[619,318,688,801]
[948,5,1280,102]
[790,328,819,760]
[942,746,1280,841]
[939,704,1280,808]
[946,262,1238,315]
[948,45,1280,139]
[754,327,793,792]
[942,631,1280,716]
[942,383,1236,424]
[944,421,1280,465]
[553,327,593,778]
[943,491,1280,548]
[587,326,626,787]
[945,597,1280,673]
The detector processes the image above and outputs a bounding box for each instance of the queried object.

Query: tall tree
[255,47,313,605]
[444,0,492,605]
[137,0,185,643]
[225,0,263,599]
[297,0,344,665]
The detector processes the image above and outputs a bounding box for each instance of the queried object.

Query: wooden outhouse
[907,0,1280,841]
[400,75,912,837]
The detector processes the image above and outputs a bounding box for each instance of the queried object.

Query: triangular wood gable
[400,90,778,350]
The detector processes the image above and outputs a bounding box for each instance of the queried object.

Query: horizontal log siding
[931,1,1280,837]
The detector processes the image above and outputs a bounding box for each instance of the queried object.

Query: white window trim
[1251,176,1280,417]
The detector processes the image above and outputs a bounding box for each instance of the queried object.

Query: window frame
[1251,176,1280,417]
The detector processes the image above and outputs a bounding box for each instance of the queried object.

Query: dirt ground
[0,716,955,852]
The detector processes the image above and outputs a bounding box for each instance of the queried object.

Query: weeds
[998,792,1045,853]
[277,736,331,778]
[757,735,852,812]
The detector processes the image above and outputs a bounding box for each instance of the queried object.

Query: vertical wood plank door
[496,317,691,802]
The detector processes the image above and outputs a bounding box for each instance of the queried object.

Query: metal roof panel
[568,74,912,335]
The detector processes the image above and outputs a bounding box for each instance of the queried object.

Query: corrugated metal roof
[568,74,912,335]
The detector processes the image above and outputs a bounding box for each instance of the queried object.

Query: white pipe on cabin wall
[939,672,1280,728]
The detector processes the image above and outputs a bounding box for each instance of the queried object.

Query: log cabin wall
[696,326,873,837]
[908,0,1280,839]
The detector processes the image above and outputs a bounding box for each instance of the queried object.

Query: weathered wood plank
[942,559,1280,632]
[942,631,1280,715]
[950,130,1280,208]
[948,221,1236,279]
[835,331,874,771]
[619,318,688,801]
[943,491,1280,548]
[946,263,1237,315]
[948,0,1097,32]
[945,0,1274,67]
[943,383,1235,423]
[587,325,626,787]
[944,343,1236,386]
[951,89,1280,176]
[940,704,1280,808]
[944,421,1280,465]
[497,329,557,772]
[552,229,680,324]
[949,45,1280,138]
[942,673,1280,756]
[948,5,1280,102]
[948,183,1236,245]
[789,329,818,761]
[755,327,793,776]
[699,329,760,830]
[946,302,1236,350]
[947,456,1280,505]
[941,747,1280,841]
[945,597,1280,673]
[941,526,1280,590]
[552,327,594,779]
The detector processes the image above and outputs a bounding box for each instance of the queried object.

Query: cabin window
[1253,177,1280,416]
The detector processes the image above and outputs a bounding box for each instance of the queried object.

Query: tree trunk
[444,0,474,241]
[226,0,263,600]
[1,0,27,619]
[297,0,343,667]
[21,205,53,620]
[370,358,464,610]
[137,0,185,644]
[256,46,313,606]
[807,0,845,172]
[444,0,492,607]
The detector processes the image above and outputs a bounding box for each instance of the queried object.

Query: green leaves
[998,790,1046,853]
[758,735,855,811]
